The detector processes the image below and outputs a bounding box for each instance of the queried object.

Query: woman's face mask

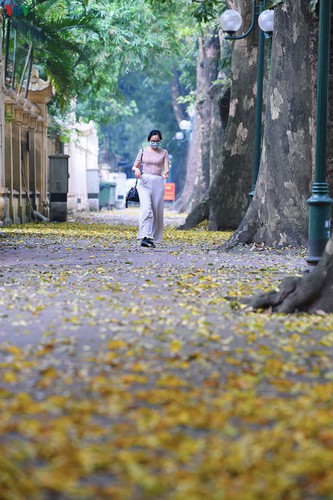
[150,141,161,148]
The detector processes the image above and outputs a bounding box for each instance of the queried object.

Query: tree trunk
[178,199,209,230]
[207,0,259,230]
[209,84,230,182]
[180,0,259,230]
[224,0,316,248]
[173,28,220,213]
[170,69,187,124]
[246,234,333,313]
[178,85,230,229]
[192,29,220,206]
[173,109,200,213]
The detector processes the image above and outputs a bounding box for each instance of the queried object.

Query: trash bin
[87,169,100,211]
[99,181,116,210]
[49,154,69,222]
[109,182,116,208]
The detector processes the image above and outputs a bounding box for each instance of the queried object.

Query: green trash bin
[99,181,116,210]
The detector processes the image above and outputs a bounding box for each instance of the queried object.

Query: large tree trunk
[209,84,230,183]
[173,29,220,213]
[178,85,230,229]
[207,0,259,230]
[246,234,333,313]
[224,0,316,248]
[179,0,259,230]
[173,110,200,213]
[192,29,220,206]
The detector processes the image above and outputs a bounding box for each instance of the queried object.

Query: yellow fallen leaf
[3,371,18,383]
[169,339,183,354]
[108,340,127,350]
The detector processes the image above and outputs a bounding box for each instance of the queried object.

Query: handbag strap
[137,149,144,183]
[134,149,143,188]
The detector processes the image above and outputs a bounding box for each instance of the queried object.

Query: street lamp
[174,118,192,144]
[258,10,274,35]
[307,0,333,264]
[220,2,274,200]
[219,10,242,36]
[175,131,185,141]
[179,119,192,132]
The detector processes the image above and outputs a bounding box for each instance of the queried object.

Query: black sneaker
[141,237,155,248]
[147,238,156,248]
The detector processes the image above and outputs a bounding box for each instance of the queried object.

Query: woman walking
[132,129,170,248]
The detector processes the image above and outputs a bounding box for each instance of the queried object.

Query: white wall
[64,120,99,214]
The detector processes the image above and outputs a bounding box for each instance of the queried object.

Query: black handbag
[125,149,143,208]
[125,181,140,207]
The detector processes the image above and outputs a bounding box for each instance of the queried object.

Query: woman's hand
[134,167,142,179]
[162,171,169,180]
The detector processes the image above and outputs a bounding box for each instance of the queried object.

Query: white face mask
[150,141,161,148]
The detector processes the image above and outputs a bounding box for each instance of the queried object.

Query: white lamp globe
[175,131,185,141]
[219,10,242,34]
[179,120,191,132]
[258,10,274,33]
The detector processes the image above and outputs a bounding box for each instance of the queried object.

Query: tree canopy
[4,0,201,114]
[3,0,213,173]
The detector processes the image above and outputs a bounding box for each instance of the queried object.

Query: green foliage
[71,0,197,180]
[10,0,103,109]
[4,0,218,188]
[46,110,72,143]
[97,71,186,167]
[7,0,198,111]
[177,90,196,107]
[191,0,225,22]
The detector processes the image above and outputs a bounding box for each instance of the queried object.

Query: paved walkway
[0,207,310,344]
[0,208,307,343]
[2,208,331,499]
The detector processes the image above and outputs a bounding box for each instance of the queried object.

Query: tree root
[177,200,209,230]
[245,238,333,313]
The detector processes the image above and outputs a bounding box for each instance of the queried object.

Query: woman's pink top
[135,147,169,176]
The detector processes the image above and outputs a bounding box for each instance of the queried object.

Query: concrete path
[0,207,309,345]
[1,208,331,499]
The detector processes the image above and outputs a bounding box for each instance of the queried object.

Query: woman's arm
[132,151,142,178]
[132,159,141,171]
[162,157,170,180]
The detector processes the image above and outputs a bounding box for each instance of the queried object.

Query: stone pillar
[4,90,14,223]
[4,90,33,224]
[2,65,51,225]
[12,96,23,223]
[26,67,52,217]
[0,7,9,225]
[29,105,38,211]
[35,115,45,215]
[21,98,31,222]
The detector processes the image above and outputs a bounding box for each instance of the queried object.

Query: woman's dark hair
[148,129,162,141]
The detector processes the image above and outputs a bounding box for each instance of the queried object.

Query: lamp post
[220,1,274,200]
[307,0,333,264]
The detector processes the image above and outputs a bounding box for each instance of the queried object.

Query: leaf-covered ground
[1,209,333,499]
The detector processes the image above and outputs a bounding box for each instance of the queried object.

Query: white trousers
[137,174,165,243]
